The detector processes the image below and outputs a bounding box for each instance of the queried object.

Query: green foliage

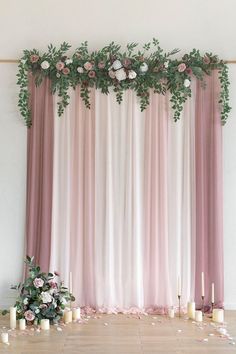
[17,40,231,127]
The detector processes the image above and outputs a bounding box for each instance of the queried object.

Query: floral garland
[17,39,231,127]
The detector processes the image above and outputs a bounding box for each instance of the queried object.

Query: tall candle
[64,309,72,323]
[177,276,181,296]
[40,319,50,330]
[187,302,195,319]
[19,318,26,330]
[69,271,73,294]
[211,283,215,303]
[1,333,9,344]
[213,309,224,323]
[10,306,16,329]
[72,307,81,321]
[201,272,205,297]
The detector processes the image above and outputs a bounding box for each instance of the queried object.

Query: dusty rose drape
[25,77,54,271]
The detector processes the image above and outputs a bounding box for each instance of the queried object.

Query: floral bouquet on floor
[11,256,75,324]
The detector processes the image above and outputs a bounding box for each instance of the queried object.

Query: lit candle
[213,309,224,323]
[19,318,26,330]
[187,302,195,319]
[72,307,81,321]
[177,276,181,296]
[1,333,9,344]
[64,309,72,323]
[69,271,73,294]
[211,283,215,303]
[201,272,205,297]
[40,319,50,330]
[168,307,175,318]
[195,310,203,322]
[10,306,16,329]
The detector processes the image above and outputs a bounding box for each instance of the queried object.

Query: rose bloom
[33,277,44,288]
[203,55,211,64]
[24,310,35,322]
[115,68,127,81]
[98,61,106,69]
[186,67,192,75]
[30,54,39,63]
[62,67,70,75]
[178,63,187,72]
[122,58,131,68]
[56,61,65,71]
[88,70,96,78]
[84,61,94,71]
[41,291,52,304]
[108,70,116,79]
[48,280,57,289]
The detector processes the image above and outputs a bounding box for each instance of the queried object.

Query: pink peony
[84,61,93,71]
[30,54,39,63]
[108,70,116,79]
[98,61,106,69]
[88,70,96,78]
[24,310,35,322]
[33,277,44,288]
[178,63,187,72]
[56,61,65,71]
[203,55,211,64]
[62,67,70,75]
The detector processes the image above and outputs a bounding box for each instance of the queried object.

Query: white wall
[0,0,235,308]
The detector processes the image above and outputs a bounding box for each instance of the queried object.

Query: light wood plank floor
[0,311,235,354]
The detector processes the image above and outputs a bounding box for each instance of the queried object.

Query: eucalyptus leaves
[17,39,231,127]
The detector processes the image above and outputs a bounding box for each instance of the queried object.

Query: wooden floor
[0,311,236,354]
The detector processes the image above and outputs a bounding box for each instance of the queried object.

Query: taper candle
[1,333,9,344]
[201,272,205,297]
[10,306,16,329]
[177,276,181,296]
[211,283,215,303]
[40,319,50,330]
[19,318,26,330]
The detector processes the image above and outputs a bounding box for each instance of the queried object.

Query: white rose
[56,73,61,78]
[184,79,191,88]
[77,67,84,74]
[115,68,127,81]
[23,298,28,305]
[41,291,52,304]
[41,60,50,70]
[128,70,137,79]
[139,62,148,73]
[35,308,40,314]
[164,61,169,68]
[65,58,73,65]
[112,60,122,70]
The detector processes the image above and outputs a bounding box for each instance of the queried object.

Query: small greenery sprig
[17,39,231,127]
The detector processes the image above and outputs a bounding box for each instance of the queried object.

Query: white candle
[177,276,181,296]
[64,309,72,323]
[10,306,16,329]
[195,310,203,322]
[168,308,175,318]
[69,271,73,294]
[201,272,205,297]
[211,283,215,303]
[1,333,9,344]
[40,319,50,330]
[19,318,26,330]
[72,307,81,321]
[213,309,224,323]
[187,302,195,319]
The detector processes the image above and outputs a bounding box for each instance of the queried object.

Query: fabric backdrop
[26,72,223,312]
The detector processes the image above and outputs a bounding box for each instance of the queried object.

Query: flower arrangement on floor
[9,256,75,324]
[17,39,231,127]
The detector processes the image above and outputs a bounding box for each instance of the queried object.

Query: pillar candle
[1,333,9,344]
[213,309,224,323]
[211,283,215,303]
[72,307,81,321]
[10,306,16,329]
[201,272,205,297]
[19,318,26,330]
[195,310,203,322]
[64,309,72,323]
[168,308,175,318]
[40,319,50,330]
[177,276,181,296]
[187,302,195,319]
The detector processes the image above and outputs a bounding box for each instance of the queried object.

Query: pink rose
[48,280,57,289]
[88,70,96,78]
[203,56,211,64]
[30,54,39,63]
[98,61,106,69]
[186,67,192,75]
[108,70,116,79]
[62,67,70,75]
[178,63,187,72]
[56,61,65,71]
[122,58,131,68]
[24,310,35,322]
[33,277,44,288]
[84,61,93,71]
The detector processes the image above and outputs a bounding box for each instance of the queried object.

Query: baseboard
[224,303,236,310]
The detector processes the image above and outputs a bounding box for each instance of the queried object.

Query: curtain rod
[0,59,236,64]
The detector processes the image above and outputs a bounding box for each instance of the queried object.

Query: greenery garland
[16,39,231,128]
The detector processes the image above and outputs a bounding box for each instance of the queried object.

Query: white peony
[41,291,52,304]
[41,60,50,70]
[77,66,84,74]
[164,61,169,68]
[128,70,137,79]
[184,79,191,88]
[139,62,148,73]
[111,60,122,70]
[115,68,127,81]
[65,58,73,65]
